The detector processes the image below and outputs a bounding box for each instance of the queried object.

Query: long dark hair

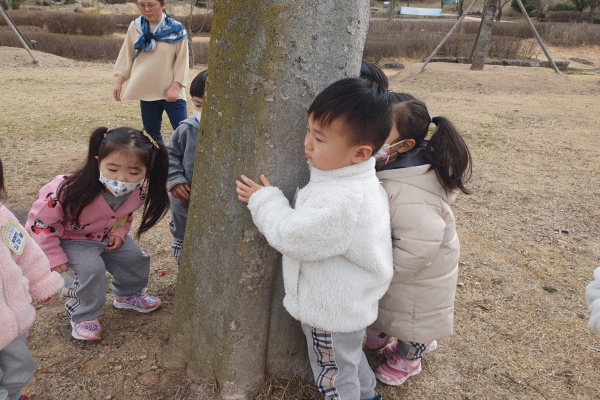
[393,100,472,195]
[0,157,5,203]
[57,127,170,238]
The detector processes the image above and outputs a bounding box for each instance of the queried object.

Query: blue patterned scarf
[133,13,187,60]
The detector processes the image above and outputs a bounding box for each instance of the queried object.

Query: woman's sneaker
[113,292,161,313]
[365,326,390,350]
[375,353,422,386]
[383,340,437,359]
[71,318,102,341]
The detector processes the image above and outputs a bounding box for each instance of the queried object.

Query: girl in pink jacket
[366,95,473,386]
[27,127,170,341]
[0,157,64,400]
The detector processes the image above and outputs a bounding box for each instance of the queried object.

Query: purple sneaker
[113,292,161,313]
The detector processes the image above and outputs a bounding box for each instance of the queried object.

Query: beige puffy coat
[371,164,459,343]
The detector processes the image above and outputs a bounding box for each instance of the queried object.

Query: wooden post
[0,7,41,67]
[388,0,396,20]
[415,0,478,76]
[515,0,561,74]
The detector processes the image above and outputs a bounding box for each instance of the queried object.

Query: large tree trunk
[167,1,370,399]
[389,0,396,20]
[471,0,499,70]
[590,0,598,23]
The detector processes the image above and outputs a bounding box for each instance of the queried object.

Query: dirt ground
[1,45,600,399]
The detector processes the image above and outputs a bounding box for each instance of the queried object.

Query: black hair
[308,78,393,153]
[0,157,5,203]
[389,92,417,103]
[393,100,472,195]
[190,70,207,98]
[360,61,389,90]
[57,127,170,239]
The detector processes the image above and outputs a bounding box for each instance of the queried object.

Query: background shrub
[365,19,600,60]
[542,10,586,22]
[1,10,212,35]
[0,30,209,64]
[547,2,579,11]
[511,0,536,13]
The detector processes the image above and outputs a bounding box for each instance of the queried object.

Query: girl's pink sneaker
[383,340,437,359]
[71,318,102,341]
[365,326,390,350]
[375,353,422,386]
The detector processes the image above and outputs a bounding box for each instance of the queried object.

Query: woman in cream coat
[113,0,189,143]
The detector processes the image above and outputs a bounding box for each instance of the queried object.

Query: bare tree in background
[590,0,598,23]
[471,0,499,70]
[388,0,396,20]
[496,0,511,20]
[185,0,212,68]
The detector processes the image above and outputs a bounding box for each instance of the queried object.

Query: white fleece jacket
[247,158,393,333]
[586,267,600,333]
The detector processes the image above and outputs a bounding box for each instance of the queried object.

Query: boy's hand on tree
[105,235,123,251]
[171,183,191,201]
[51,263,69,273]
[236,174,271,203]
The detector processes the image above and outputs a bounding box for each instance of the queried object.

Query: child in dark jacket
[167,70,206,266]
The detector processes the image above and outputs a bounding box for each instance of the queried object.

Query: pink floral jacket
[27,175,144,268]
[0,205,64,349]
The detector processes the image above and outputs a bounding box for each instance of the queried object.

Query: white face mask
[192,110,201,121]
[374,139,407,164]
[99,171,144,197]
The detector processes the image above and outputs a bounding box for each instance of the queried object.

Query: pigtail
[58,127,107,220]
[426,117,472,195]
[136,141,169,239]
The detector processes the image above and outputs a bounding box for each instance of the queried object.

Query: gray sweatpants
[301,324,377,400]
[169,212,186,266]
[0,335,36,400]
[60,234,150,323]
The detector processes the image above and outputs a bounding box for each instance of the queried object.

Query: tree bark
[389,0,396,20]
[458,0,464,16]
[167,1,370,399]
[590,0,597,23]
[471,0,499,70]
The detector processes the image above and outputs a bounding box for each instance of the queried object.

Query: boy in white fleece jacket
[236,78,394,400]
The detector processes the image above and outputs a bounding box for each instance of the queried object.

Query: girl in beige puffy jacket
[367,95,473,386]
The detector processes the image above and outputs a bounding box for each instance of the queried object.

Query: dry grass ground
[1,45,600,399]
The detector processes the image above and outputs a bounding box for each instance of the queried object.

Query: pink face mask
[374,139,406,164]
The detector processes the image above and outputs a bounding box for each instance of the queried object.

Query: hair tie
[141,129,160,149]
[388,90,393,93]
[430,117,433,124]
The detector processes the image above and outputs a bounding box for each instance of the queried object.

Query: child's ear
[397,139,417,155]
[352,145,373,164]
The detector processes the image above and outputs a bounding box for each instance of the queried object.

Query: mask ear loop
[384,139,408,165]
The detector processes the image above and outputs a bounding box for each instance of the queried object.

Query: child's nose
[304,135,311,149]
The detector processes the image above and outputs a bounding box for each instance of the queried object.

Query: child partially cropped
[236,78,394,400]
[0,157,64,400]
[167,69,206,266]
